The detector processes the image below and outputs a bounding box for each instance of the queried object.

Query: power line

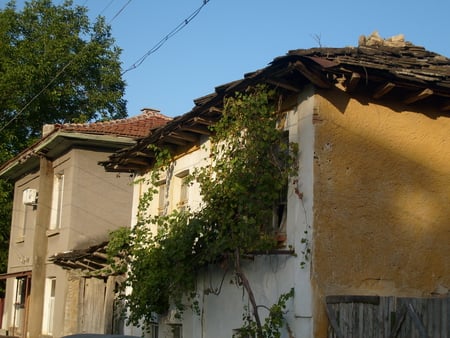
[122,0,211,75]
[0,0,133,134]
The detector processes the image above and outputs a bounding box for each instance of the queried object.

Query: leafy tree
[0,0,127,286]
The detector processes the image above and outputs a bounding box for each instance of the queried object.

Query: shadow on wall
[313,87,450,297]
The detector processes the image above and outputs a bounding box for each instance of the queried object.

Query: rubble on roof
[359,31,407,48]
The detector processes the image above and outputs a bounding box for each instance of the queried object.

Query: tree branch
[234,249,263,337]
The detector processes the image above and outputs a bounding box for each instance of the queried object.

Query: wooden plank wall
[326,295,449,338]
[80,278,106,333]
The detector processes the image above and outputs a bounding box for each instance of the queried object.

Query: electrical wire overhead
[122,0,210,75]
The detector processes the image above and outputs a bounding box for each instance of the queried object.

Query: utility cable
[122,0,210,75]
[0,0,133,134]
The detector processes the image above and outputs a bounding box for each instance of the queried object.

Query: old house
[103,34,450,338]
[0,109,170,337]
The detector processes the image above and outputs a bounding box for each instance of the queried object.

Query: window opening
[145,323,159,338]
[170,324,182,338]
[42,277,56,334]
[50,172,64,230]
[11,277,30,337]
[158,182,167,216]
[176,170,189,211]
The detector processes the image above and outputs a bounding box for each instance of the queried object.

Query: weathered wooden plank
[406,302,428,338]
[326,303,345,338]
[82,278,106,333]
[103,276,116,334]
[329,296,449,338]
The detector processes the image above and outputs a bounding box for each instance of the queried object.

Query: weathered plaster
[311,87,450,337]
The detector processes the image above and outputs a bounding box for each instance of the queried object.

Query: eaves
[0,130,136,181]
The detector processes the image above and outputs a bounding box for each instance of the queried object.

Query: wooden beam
[208,107,222,114]
[193,117,215,126]
[404,88,434,104]
[93,252,109,260]
[133,151,154,158]
[76,261,98,271]
[161,136,187,146]
[82,259,105,269]
[373,82,396,99]
[266,79,300,93]
[345,72,361,92]
[123,157,150,166]
[294,61,331,89]
[182,125,211,135]
[169,131,198,143]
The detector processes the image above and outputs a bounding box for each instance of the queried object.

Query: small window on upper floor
[175,170,189,211]
[157,181,167,216]
[49,172,64,231]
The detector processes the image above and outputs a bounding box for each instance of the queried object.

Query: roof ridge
[43,109,172,139]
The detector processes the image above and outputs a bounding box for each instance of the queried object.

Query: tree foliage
[109,85,298,335]
[0,0,127,282]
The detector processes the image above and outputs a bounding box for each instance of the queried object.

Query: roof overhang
[0,130,136,181]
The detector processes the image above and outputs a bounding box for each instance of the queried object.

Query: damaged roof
[101,34,450,173]
[49,241,113,274]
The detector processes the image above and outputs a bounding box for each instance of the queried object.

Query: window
[11,277,30,336]
[18,196,29,242]
[170,324,182,338]
[144,323,159,338]
[42,277,56,335]
[14,277,28,309]
[175,170,189,211]
[49,172,64,230]
[157,182,167,216]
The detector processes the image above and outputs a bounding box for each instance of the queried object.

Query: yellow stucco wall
[311,88,450,337]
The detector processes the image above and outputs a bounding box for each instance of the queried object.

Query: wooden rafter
[169,131,199,143]
[373,82,396,99]
[123,158,150,166]
[182,125,211,135]
[161,136,188,146]
[294,61,331,89]
[266,79,301,93]
[404,88,434,104]
[193,117,215,126]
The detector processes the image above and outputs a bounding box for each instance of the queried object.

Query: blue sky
[6,0,450,118]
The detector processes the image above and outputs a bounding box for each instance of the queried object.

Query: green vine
[108,85,299,334]
[234,288,294,338]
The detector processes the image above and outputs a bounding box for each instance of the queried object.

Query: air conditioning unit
[22,189,37,205]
